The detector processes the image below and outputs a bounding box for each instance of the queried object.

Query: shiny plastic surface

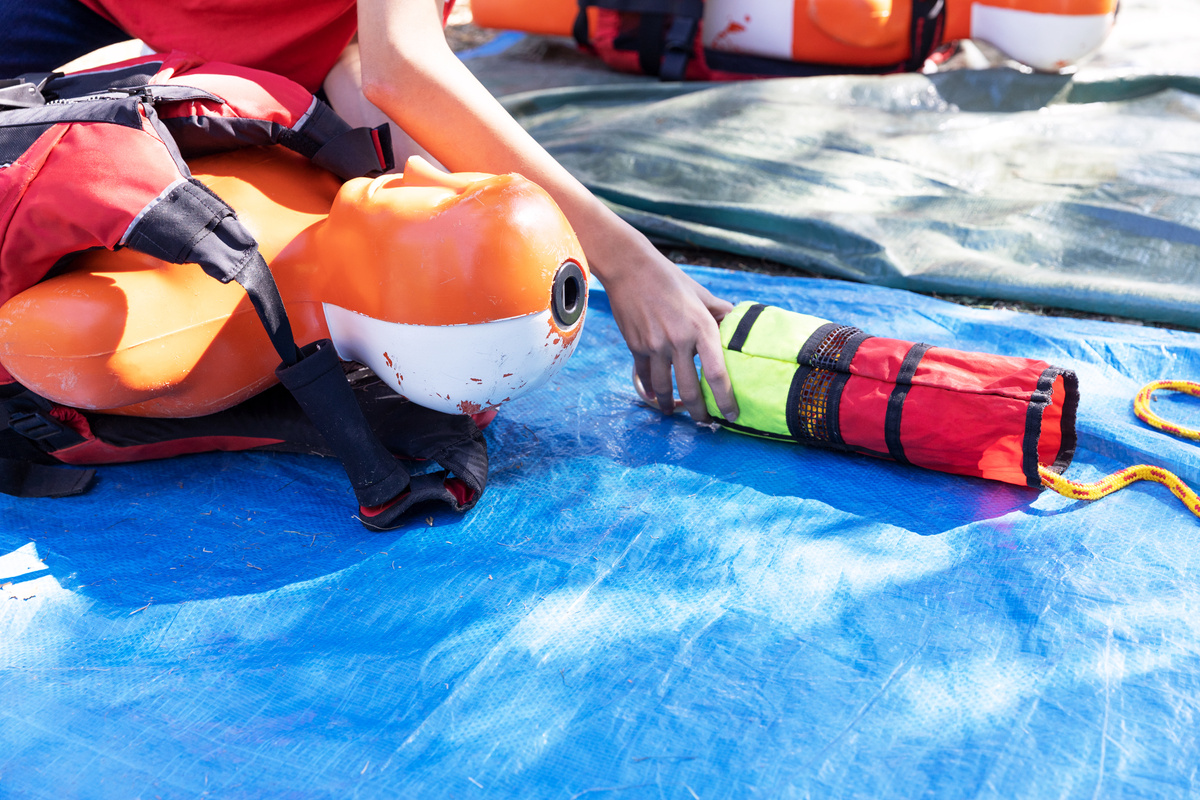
[3,266,1200,799]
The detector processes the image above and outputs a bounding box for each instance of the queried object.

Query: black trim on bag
[1022,367,1080,489]
[727,303,766,353]
[796,322,840,366]
[883,342,932,465]
[825,371,852,446]
[710,416,795,442]
[785,364,810,443]
[837,330,872,371]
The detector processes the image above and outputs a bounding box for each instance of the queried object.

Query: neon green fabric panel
[736,304,829,364]
[703,346,796,434]
[704,302,829,435]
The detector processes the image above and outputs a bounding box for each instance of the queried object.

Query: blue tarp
[3,266,1199,798]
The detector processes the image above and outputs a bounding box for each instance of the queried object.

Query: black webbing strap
[659,1,703,81]
[0,457,94,498]
[124,179,303,367]
[727,303,766,353]
[285,101,395,178]
[884,342,932,465]
[2,390,86,452]
[635,13,668,76]
[0,391,95,498]
[573,3,591,47]
[1021,367,1081,489]
[311,124,394,179]
[572,0,702,79]
[275,340,412,509]
[906,0,947,72]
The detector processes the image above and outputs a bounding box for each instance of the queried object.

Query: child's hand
[599,244,739,424]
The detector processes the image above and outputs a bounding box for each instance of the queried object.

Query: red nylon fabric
[0,119,180,304]
[152,59,317,125]
[913,347,1052,400]
[900,384,1030,485]
[76,0,358,93]
[837,375,892,456]
[842,339,1067,486]
[0,125,69,344]
[848,337,912,383]
[75,1,458,93]
[53,434,286,465]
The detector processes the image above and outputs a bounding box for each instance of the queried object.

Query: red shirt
[77,0,359,92]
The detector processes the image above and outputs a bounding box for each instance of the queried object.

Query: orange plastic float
[0,147,588,418]
[471,0,1118,72]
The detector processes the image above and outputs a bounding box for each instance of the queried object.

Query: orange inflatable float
[472,0,1118,73]
[0,147,589,419]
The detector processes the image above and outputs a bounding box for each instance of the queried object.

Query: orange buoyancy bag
[0,147,588,421]
[700,302,1079,488]
[0,54,505,530]
[472,0,1118,79]
[572,0,947,80]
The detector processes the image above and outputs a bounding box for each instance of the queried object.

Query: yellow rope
[1133,379,1200,441]
[1039,380,1200,518]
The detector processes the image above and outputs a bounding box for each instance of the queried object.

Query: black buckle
[8,408,67,442]
[3,392,77,446]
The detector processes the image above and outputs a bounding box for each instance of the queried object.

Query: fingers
[632,326,738,423]
[633,357,676,413]
[695,325,738,422]
[688,277,735,322]
[649,353,677,416]
[632,358,655,405]
[673,347,711,423]
[635,349,736,425]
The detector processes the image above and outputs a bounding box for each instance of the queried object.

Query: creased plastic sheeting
[504,71,1200,328]
[2,266,1200,799]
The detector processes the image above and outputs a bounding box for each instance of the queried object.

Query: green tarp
[504,70,1200,327]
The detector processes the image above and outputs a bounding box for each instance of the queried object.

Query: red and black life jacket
[0,53,485,530]
[571,0,948,81]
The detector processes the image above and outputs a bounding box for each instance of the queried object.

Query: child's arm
[354,0,739,423]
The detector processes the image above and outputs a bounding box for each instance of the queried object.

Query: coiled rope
[1038,380,1200,518]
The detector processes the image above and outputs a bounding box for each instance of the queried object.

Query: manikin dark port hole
[552,260,586,327]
